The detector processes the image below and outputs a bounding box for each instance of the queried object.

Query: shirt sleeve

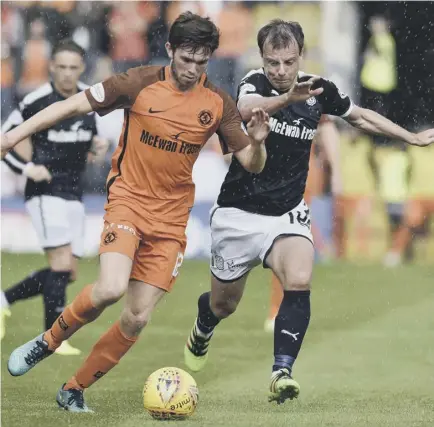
[1,108,24,133]
[216,89,252,154]
[316,78,353,117]
[237,72,269,102]
[2,150,28,175]
[84,68,145,116]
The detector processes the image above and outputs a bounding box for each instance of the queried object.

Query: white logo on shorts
[172,252,184,277]
[212,253,224,271]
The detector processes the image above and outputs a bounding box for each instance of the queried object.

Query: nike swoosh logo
[171,131,187,140]
[148,108,166,114]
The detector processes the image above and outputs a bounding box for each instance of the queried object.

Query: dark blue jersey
[2,82,98,201]
[217,69,353,215]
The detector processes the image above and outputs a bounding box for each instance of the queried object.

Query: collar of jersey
[50,81,82,100]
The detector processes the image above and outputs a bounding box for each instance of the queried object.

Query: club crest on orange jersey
[198,110,213,127]
[104,231,117,245]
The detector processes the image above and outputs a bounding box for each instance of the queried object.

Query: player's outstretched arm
[345,105,434,147]
[1,92,92,158]
[237,77,323,121]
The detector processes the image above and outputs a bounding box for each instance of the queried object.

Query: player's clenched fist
[24,164,52,182]
[411,128,434,147]
[246,108,271,144]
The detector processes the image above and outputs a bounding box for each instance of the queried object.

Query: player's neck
[53,82,78,99]
[170,75,198,93]
[168,64,199,93]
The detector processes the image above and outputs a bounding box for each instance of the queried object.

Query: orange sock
[269,274,284,320]
[44,285,102,351]
[64,321,137,390]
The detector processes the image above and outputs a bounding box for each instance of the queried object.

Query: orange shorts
[99,204,187,292]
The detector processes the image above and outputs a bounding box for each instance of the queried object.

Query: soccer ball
[143,367,199,420]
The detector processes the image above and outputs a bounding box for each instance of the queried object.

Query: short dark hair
[168,12,220,56]
[51,39,85,59]
[257,20,304,55]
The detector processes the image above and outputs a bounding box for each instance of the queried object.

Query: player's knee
[47,246,73,271]
[92,279,127,308]
[211,299,238,319]
[49,258,73,272]
[283,270,311,290]
[121,307,152,335]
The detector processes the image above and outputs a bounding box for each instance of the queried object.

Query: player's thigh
[120,280,166,336]
[210,272,249,315]
[131,237,186,292]
[210,206,266,283]
[25,195,72,250]
[427,199,434,214]
[45,244,73,271]
[93,252,134,306]
[265,236,314,290]
[262,200,314,290]
[66,200,86,258]
[96,206,146,304]
[403,199,425,228]
[124,280,166,322]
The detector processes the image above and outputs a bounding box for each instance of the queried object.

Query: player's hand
[89,136,110,164]
[411,129,434,146]
[246,108,271,144]
[286,77,324,104]
[23,164,52,182]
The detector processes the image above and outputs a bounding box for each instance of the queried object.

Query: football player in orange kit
[3,12,271,412]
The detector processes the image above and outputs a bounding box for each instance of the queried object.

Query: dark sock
[43,271,71,330]
[273,290,311,373]
[196,292,220,334]
[4,268,51,305]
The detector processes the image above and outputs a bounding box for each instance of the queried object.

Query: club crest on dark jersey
[198,110,213,127]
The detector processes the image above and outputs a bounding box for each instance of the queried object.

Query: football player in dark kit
[1,39,108,355]
[184,19,434,403]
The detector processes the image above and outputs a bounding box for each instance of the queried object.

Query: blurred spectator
[360,15,397,145]
[1,3,23,121]
[370,144,413,260]
[108,1,160,73]
[207,1,252,99]
[167,1,252,98]
[333,129,376,259]
[147,1,170,65]
[17,17,50,97]
[385,142,434,266]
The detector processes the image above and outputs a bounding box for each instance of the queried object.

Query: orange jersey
[85,66,250,226]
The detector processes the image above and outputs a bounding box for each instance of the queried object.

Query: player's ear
[300,47,305,59]
[79,60,86,76]
[165,42,174,60]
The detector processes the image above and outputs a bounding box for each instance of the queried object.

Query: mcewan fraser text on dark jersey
[217,69,353,216]
[2,82,98,201]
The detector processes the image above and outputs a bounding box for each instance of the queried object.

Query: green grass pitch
[1,253,433,426]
